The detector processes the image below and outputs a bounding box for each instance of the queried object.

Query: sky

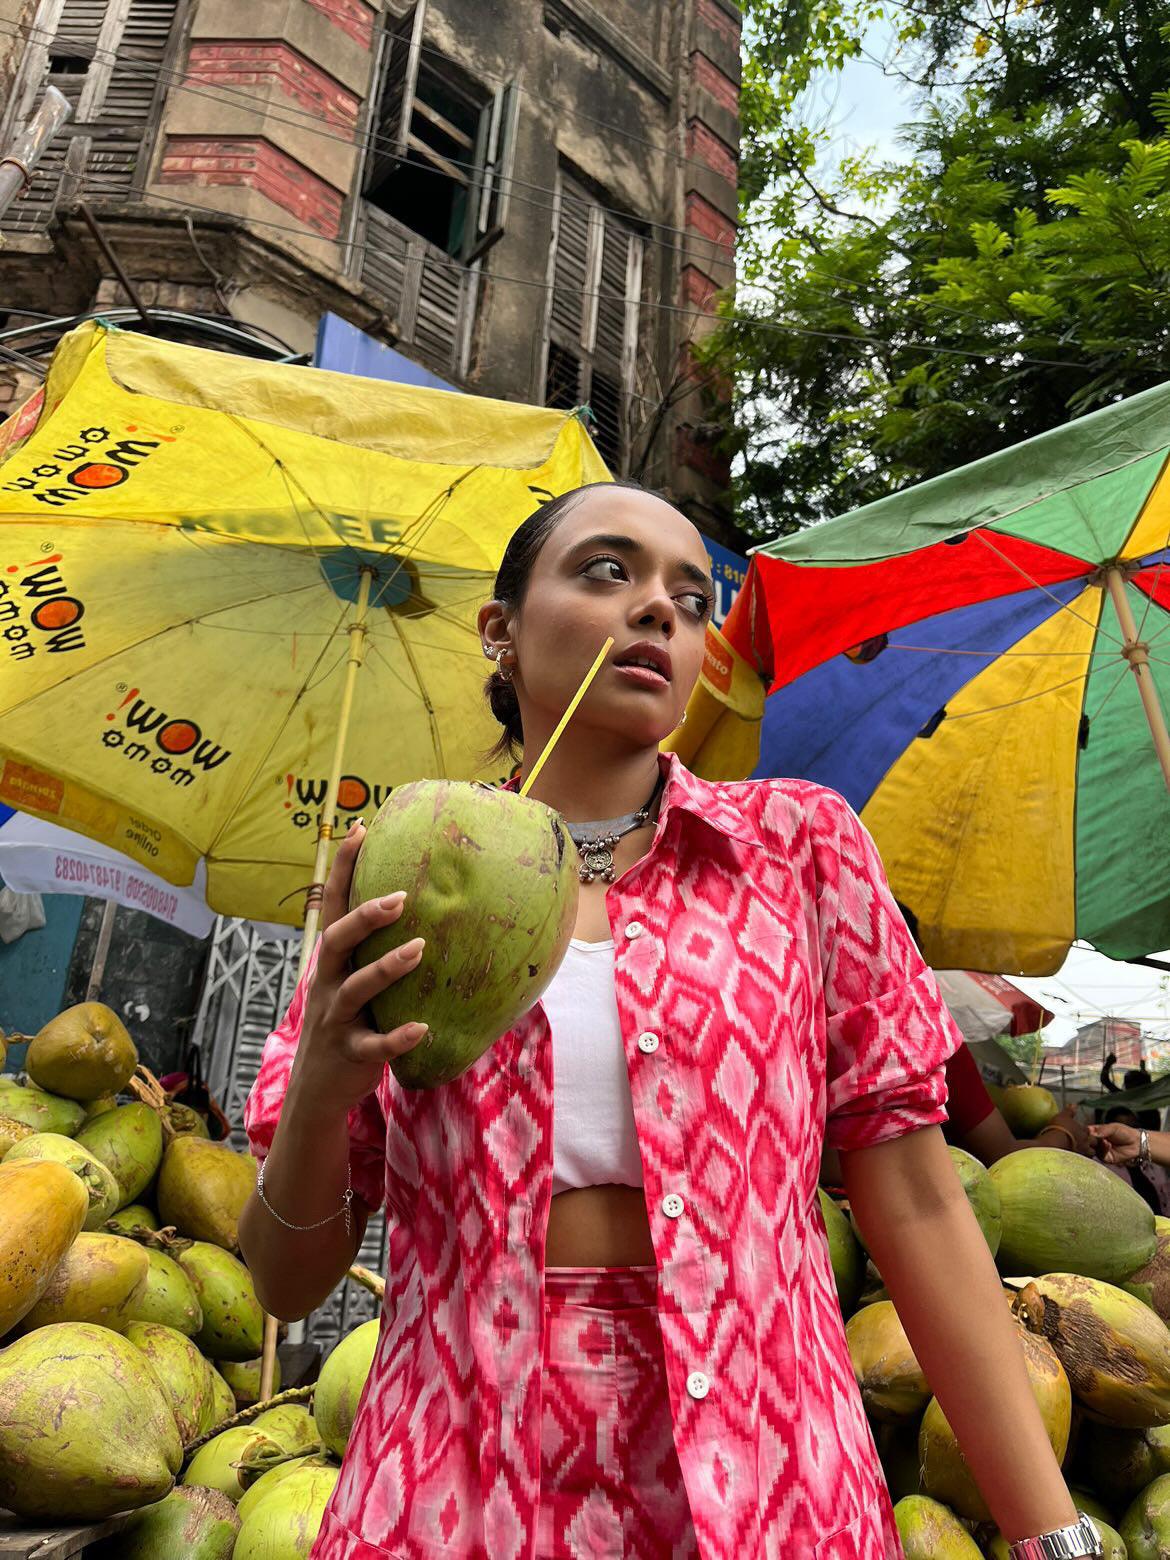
[785,23,1170,1052]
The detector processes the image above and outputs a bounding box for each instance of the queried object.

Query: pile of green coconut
[0,1002,377,1558]
[821,1126,1170,1560]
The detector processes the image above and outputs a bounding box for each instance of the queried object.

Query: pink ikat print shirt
[245,753,962,1560]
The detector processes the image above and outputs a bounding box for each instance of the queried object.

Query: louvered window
[1,0,181,234]
[544,171,644,473]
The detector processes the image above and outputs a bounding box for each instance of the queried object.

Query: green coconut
[156,1135,256,1251]
[5,1129,120,1229]
[251,1404,319,1456]
[178,1240,264,1360]
[25,1001,138,1100]
[350,780,579,1088]
[106,1201,161,1236]
[1071,1488,1123,1525]
[0,1322,182,1519]
[893,1495,983,1559]
[314,1317,380,1457]
[999,1083,1060,1137]
[845,1300,931,1423]
[0,1114,35,1157]
[77,1101,164,1208]
[233,1462,340,1560]
[990,1149,1156,1282]
[205,1365,237,1434]
[126,1320,218,1444]
[220,1354,281,1408]
[83,1093,119,1121]
[818,1189,864,1317]
[236,1455,333,1522]
[1074,1422,1170,1505]
[1122,1472,1170,1560]
[0,1075,85,1135]
[1125,1218,1170,1325]
[948,1144,1002,1257]
[18,1230,149,1332]
[169,1101,211,1138]
[182,1426,284,1504]
[125,1246,204,1336]
[89,1485,241,1560]
[920,1326,1071,1522]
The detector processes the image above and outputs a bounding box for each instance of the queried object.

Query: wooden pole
[85,901,117,1002]
[259,568,374,1402]
[1105,567,1170,794]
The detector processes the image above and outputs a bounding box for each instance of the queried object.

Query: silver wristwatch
[1139,1128,1153,1167]
[1008,1514,1102,1559]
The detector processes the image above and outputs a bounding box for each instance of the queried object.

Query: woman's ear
[477,600,511,659]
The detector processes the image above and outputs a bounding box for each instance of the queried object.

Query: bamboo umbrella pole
[258,567,375,1403]
[1105,567,1170,795]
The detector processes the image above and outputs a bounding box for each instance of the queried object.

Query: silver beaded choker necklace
[565,771,665,884]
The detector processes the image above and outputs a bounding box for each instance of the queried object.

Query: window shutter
[463,81,518,263]
[549,174,592,345]
[1,0,179,231]
[89,0,179,197]
[366,0,427,191]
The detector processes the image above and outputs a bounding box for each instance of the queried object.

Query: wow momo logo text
[1,423,178,507]
[0,551,86,662]
[101,688,232,788]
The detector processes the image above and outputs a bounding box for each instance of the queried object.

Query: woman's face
[496,488,715,750]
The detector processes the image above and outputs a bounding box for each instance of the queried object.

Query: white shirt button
[624,921,645,940]
[662,1193,684,1219]
[686,1371,710,1400]
[637,1031,660,1053]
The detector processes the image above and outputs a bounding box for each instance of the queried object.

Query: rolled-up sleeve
[243,948,388,1213]
[811,791,963,1153]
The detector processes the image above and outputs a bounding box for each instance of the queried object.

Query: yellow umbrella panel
[0,324,609,925]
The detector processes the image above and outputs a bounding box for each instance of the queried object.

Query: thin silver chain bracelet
[257,1156,353,1240]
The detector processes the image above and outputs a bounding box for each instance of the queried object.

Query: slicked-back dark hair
[483,478,650,759]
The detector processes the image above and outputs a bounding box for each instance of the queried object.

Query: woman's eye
[681,592,713,619]
[582,555,627,582]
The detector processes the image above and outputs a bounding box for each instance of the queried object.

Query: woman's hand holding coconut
[238,822,427,1322]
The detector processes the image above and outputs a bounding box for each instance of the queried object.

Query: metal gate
[193,917,387,1352]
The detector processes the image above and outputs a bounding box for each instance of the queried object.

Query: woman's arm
[842,1124,1078,1543]
[238,1089,371,1321]
[238,822,428,1320]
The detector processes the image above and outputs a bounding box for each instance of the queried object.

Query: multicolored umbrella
[0,323,607,931]
[667,382,1170,975]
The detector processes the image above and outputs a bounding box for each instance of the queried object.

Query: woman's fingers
[321,822,364,932]
[343,1020,429,1067]
[333,936,426,1020]
[317,889,407,984]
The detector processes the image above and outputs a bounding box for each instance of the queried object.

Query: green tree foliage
[719,0,1170,540]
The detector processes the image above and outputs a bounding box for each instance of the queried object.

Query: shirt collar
[501,749,762,850]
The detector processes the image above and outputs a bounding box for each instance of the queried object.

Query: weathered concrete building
[0,0,741,538]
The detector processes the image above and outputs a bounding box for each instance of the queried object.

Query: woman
[240,481,1100,1559]
[1092,1106,1170,1215]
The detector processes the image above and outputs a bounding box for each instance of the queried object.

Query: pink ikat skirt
[538,1265,698,1560]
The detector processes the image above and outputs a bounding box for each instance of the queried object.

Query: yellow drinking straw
[519,636,614,798]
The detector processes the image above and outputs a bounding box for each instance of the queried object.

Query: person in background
[1091,1108,1170,1191]
[1099,1052,1161,1130]
[1091,1105,1170,1215]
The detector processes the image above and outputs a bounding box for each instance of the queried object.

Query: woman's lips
[614,663,670,688]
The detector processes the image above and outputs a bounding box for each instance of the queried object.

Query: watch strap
[1007,1514,1102,1558]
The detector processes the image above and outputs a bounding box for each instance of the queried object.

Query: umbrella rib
[384,613,447,776]
[941,674,1088,721]
[970,531,1123,647]
[202,595,354,863]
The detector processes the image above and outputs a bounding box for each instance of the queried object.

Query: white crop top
[540,937,645,1197]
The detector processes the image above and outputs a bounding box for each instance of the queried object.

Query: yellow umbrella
[0,322,608,936]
